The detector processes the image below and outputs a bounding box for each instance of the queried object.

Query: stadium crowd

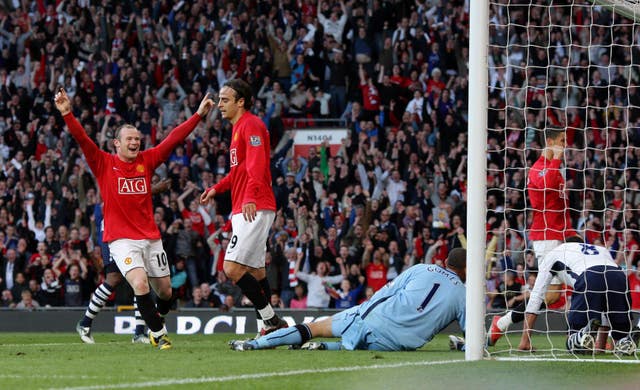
[0,0,639,313]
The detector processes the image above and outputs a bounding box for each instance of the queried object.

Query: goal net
[483,0,640,360]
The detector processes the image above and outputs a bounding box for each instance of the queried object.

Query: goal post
[466,0,490,361]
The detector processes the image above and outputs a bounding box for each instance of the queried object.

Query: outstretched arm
[151,93,216,164]
[55,88,105,172]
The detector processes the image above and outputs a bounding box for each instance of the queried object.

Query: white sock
[496,312,513,331]
[258,305,275,322]
[149,325,167,339]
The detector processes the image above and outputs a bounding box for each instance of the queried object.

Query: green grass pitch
[1,333,639,389]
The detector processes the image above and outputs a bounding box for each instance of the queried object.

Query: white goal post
[466,0,489,361]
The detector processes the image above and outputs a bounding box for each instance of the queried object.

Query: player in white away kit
[521,236,639,354]
[229,248,466,351]
[55,88,215,349]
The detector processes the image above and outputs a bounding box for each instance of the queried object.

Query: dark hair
[565,235,585,244]
[446,247,467,270]
[544,127,564,143]
[224,79,253,110]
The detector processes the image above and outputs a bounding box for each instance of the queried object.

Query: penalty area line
[50,359,466,390]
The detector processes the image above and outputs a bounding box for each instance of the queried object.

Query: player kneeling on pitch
[229,248,466,351]
[519,236,639,354]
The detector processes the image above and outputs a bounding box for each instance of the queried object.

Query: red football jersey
[365,262,388,292]
[359,83,380,111]
[628,273,640,311]
[64,113,201,242]
[181,209,205,236]
[527,155,575,241]
[210,112,276,214]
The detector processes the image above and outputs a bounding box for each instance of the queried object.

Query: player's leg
[112,239,170,350]
[490,240,563,346]
[226,261,286,329]
[145,240,173,349]
[230,315,339,351]
[76,264,122,344]
[604,269,636,355]
[225,212,285,334]
[566,272,603,353]
[147,241,173,320]
[131,296,150,344]
[594,323,612,353]
[148,275,172,317]
[249,267,273,321]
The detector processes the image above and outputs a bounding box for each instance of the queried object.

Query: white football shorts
[225,210,275,268]
[533,239,562,285]
[109,238,170,278]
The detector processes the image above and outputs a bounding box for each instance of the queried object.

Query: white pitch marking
[50,359,466,390]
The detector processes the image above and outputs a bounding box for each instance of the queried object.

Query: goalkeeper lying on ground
[230,248,466,351]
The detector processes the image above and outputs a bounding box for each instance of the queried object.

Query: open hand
[54,88,72,116]
[242,202,257,222]
[200,187,216,205]
[197,92,216,117]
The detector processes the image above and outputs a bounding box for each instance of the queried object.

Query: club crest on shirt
[538,169,546,177]
[136,164,145,173]
[118,177,147,194]
[124,257,132,265]
[250,135,261,146]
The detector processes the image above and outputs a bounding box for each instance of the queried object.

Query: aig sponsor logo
[118,177,147,194]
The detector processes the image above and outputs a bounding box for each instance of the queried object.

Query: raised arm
[177,182,196,212]
[150,93,215,164]
[54,88,105,171]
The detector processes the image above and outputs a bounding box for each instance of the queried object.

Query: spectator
[168,217,200,290]
[61,263,87,307]
[170,258,188,303]
[185,286,210,308]
[2,248,24,289]
[295,258,346,308]
[289,283,308,309]
[270,292,285,309]
[10,272,27,302]
[212,271,242,308]
[317,0,347,45]
[200,282,221,308]
[334,277,364,309]
[1,289,15,308]
[363,244,388,292]
[39,268,61,307]
[15,289,40,310]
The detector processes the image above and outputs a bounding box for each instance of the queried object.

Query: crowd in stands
[0,0,639,312]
